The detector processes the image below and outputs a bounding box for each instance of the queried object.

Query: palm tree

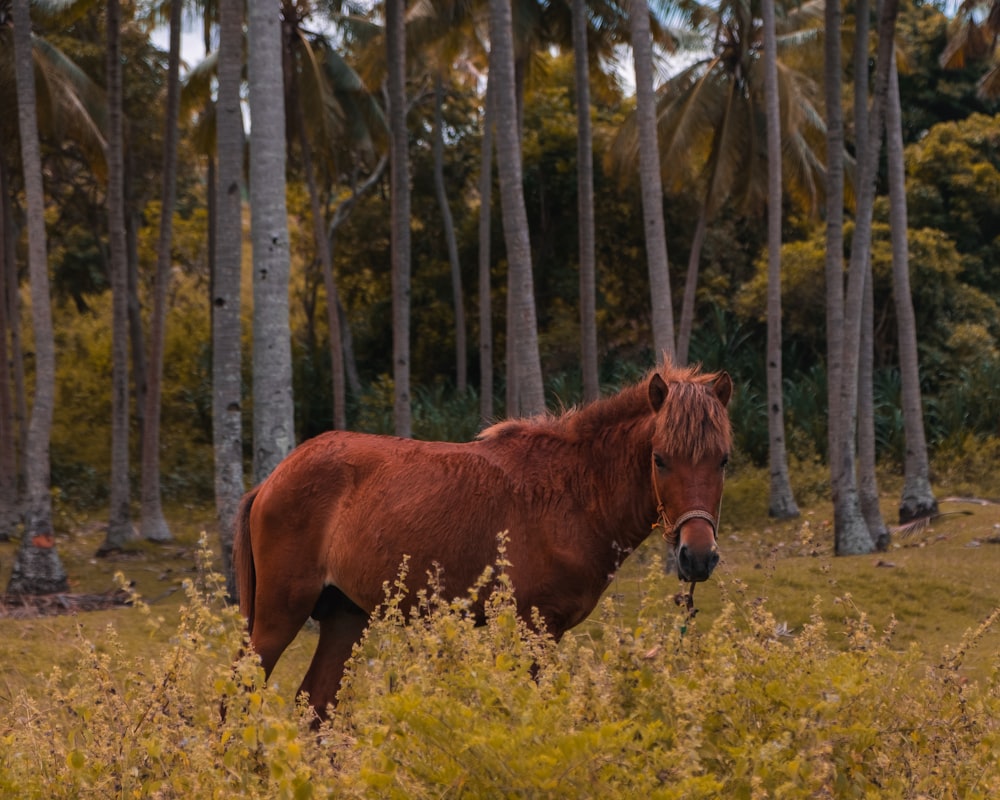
[886,48,937,524]
[248,0,295,481]
[140,0,183,544]
[491,0,545,415]
[214,0,246,599]
[7,0,68,592]
[572,0,599,402]
[640,0,826,365]
[761,0,799,519]
[629,0,675,360]
[477,73,495,425]
[833,0,901,556]
[98,0,135,556]
[386,0,412,436]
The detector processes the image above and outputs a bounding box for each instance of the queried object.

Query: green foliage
[2,538,997,797]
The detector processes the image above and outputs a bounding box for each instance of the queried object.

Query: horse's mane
[479,361,731,460]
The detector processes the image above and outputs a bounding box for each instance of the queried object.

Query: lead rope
[650,455,725,626]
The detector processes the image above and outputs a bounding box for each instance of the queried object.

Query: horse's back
[249,430,515,610]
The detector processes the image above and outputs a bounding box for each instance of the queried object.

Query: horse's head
[647,369,733,583]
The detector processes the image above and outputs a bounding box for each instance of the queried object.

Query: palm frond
[891,510,974,539]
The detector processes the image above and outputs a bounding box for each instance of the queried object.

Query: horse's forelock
[655,379,732,462]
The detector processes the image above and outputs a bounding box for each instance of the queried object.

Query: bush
[1,539,997,798]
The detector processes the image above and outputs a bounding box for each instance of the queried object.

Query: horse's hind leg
[249,580,321,680]
[298,607,370,722]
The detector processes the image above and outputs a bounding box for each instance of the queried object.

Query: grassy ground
[1,476,998,710]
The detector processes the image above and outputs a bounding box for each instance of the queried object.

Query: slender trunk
[214,0,246,599]
[630,0,675,360]
[295,83,346,431]
[100,0,135,555]
[491,0,545,415]
[852,0,885,546]
[248,0,295,481]
[858,265,888,548]
[478,75,495,425]
[887,51,937,524]
[573,0,599,402]
[141,0,182,543]
[762,0,799,519]
[8,0,68,591]
[432,75,467,394]
[387,0,412,436]
[675,207,708,365]
[0,156,19,538]
[3,161,28,484]
[836,0,900,555]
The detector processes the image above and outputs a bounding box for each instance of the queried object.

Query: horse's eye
[653,452,668,471]
[721,455,729,470]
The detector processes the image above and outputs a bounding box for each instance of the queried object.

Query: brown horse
[234,361,732,718]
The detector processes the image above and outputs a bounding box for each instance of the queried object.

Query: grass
[1,472,998,709]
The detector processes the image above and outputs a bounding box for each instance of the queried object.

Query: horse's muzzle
[676,541,720,582]
[674,517,720,582]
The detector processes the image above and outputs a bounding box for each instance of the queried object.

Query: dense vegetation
[0,519,997,797]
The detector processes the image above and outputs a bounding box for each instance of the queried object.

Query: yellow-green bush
[1,538,997,798]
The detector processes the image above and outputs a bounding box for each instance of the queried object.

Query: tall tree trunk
[2,158,28,487]
[99,0,135,555]
[824,0,847,537]
[248,0,295,482]
[629,0,675,361]
[0,156,19,539]
[432,75,467,394]
[853,0,886,548]
[387,0,412,436]
[490,0,545,416]
[859,265,889,548]
[762,0,799,519]
[294,79,346,431]
[214,0,246,599]
[8,0,68,591]
[141,0,182,543]
[478,75,495,425]
[572,0,599,402]
[675,207,708,365]
[835,0,900,555]
[887,50,937,524]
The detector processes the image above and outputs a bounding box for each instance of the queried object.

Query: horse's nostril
[710,550,720,569]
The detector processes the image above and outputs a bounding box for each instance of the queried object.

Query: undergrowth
[0,536,997,798]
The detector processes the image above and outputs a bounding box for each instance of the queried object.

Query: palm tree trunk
[490,0,545,416]
[140,0,183,543]
[630,0,675,360]
[573,0,599,402]
[214,0,246,599]
[0,156,19,539]
[762,0,799,519]
[248,0,295,481]
[99,0,135,556]
[887,51,937,524]
[859,264,888,548]
[2,158,28,488]
[432,75,467,394]
[387,0,413,436]
[7,0,68,591]
[836,0,900,555]
[294,75,347,431]
[478,75,495,425]
[675,207,708,366]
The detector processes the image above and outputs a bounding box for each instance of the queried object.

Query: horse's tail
[233,487,260,636]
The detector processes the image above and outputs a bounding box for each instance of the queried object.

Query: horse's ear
[714,372,733,407]
[648,373,669,411]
